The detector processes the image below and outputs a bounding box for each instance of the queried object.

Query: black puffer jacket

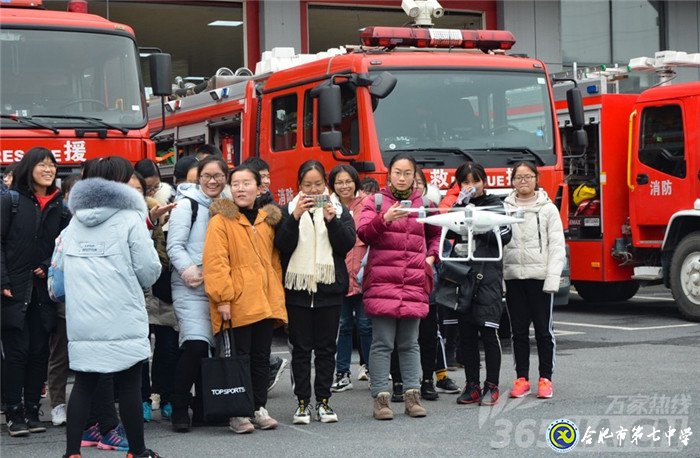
[0,186,68,331]
[275,203,356,308]
[446,192,512,328]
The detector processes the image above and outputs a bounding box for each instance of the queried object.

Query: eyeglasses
[200,173,226,183]
[230,180,256,190]
[36,162,57,170]
[334,180,355,188]
[145,183,162,195]
[513,175,536,182]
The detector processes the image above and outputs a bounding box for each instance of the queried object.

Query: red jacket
[357,187,441,319]
[341,193,369,297]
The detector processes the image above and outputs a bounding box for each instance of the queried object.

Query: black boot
[24,403,46,433]
[5,403,29,437]
[170,394,190,432]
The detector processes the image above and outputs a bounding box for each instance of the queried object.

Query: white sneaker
[357,364,370,382]
[292,401,312,425]
[229,416,255,434]
[252,407,278,430]
[330,373,353,392]
[316,399,338,423]
[51,403,67,426]
[149,393,161,410]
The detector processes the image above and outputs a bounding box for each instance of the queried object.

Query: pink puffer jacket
[357,187,441,319]
[343,194,369,297]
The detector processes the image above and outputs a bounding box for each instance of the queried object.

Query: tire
[573,281,640,303]
[669,232,700,322]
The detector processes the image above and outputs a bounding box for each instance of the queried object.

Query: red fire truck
[554,53,700,320]
[0,0,170,171]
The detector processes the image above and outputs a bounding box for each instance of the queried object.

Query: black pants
[459,318,501,385]
[287,304,341,403]
[231,319,274,410]
[1,299,50,406]
[85,374,120,434]
[506,279,555,381]
[66,363,144,456]
[141,325,179,404]
[171,340,209,417]
[438,306,460,363]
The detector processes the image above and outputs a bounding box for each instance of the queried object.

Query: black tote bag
[201,321,255,419]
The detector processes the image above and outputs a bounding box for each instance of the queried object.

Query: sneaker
[51,403,67,426]
[267,356,289,392]
[126,449,162,458]
[420,379,439,400]
[457,382,481,405]
[480,381,500,406]
[150,393,161,410]
[142,401,152,422]
[97,424,129,451]
[80,423,102,447]
[330,373,353,393]
[292,400,312,425]
[391,382,404,402]
[372,392,394,420]
[357,364,370,382]
[229,416,255,434]
[251,406,278,430]
[435,377,460,394]
[509,377,531,398]
[537,378,553,399]
[24,403,46,433]
[316,399,338,423]
[160,402,172,420]
[403,389,427,417]
[5,404,29,437]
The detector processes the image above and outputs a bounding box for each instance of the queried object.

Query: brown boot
[404,389,427,417]
[373,392,394,420]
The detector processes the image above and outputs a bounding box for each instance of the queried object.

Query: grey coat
[60,178,161,373]
[167,183,216,347]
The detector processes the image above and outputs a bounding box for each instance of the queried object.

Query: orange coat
[203,199,287,335]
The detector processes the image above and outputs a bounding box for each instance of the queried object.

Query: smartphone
[307,194,329,208]
[400,200,412,208]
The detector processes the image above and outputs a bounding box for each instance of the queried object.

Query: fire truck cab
[555,52,700,320]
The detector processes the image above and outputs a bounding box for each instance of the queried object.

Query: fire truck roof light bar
[360,27,516,51]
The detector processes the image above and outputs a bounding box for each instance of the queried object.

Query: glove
[457,187,476,205]
[181,265,203,288]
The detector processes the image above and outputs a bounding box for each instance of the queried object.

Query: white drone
[403,205,524,262]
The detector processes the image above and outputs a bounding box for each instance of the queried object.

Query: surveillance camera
[427,0,444,18]
[401,0,420,18]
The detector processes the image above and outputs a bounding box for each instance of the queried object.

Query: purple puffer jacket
[357,187,441,319]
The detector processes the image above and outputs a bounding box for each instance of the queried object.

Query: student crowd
[0,146,565,458]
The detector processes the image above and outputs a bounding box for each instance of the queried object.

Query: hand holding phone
[400,200,412,208]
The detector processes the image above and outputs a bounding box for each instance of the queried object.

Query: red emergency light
[0,0,43,8]
[67,0,88,13]
[360,27,516,51]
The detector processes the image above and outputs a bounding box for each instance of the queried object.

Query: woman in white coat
[60,157,162,458]
[503,161,566,401]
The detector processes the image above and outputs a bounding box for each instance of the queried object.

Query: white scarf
[285,192,338,293]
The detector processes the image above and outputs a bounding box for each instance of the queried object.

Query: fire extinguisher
[220,136,234,164]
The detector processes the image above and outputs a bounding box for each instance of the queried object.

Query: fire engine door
[630,103,692,246]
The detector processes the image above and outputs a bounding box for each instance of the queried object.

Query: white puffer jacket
[503,190,566,293]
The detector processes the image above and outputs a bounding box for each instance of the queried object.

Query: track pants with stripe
[505,279,555,381]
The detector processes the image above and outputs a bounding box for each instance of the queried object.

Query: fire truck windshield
[0,29,145,129]
[372,69,555,168]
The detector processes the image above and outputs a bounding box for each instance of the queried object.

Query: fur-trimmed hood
[68,177,147,227]
[209,198,282,226]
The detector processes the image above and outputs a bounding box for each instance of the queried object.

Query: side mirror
[150,53,172,97]
[319,131,342,151]
[566,87,585,130]
[569,128,588,149]
[317,84,341,127]
[368,71,397,99]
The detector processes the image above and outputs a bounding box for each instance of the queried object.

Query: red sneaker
[537,378,553,398]
[509,377,531,398]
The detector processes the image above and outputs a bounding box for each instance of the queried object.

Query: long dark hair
[135,158,161,180]
[387,152,418,173]
[510,161,540,189]
[84,157,134,183]
[454,161,487,186]
[12,147,58,194]
[296,160,326,188]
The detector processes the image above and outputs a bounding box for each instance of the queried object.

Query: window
[271,94,297,152]
[639,105,686,178]
[317,83,359,154]
[303,90,314,147]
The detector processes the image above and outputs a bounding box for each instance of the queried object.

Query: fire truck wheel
[670,232,700,322]
[573,281,639,303]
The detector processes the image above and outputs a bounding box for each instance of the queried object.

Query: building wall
[666,0,700,80]
[259,0,301,54]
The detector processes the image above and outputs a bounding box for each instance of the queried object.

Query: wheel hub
[681,252,700,305]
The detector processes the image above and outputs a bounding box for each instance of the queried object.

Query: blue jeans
[335,294,372,374]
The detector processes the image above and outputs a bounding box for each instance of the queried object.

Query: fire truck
[554,51,700,320]
[0,0,171,171]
